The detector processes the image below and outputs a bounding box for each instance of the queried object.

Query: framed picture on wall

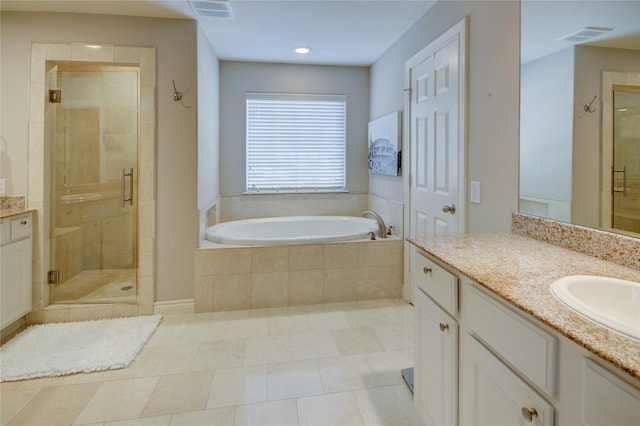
[368,111,401,176]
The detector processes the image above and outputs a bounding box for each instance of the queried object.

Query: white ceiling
[0,0,437,66]
[3,1,638,66]
[521,0,640,64]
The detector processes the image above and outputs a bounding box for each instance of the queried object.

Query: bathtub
[205,216,378,246]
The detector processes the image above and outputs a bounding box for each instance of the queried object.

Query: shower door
[49,62,139,304]
[611,88,640,235]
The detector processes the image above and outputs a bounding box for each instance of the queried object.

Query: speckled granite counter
[0,196,30,219]
[408,233,640,379]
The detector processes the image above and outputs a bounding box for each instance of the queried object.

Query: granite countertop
[0,207,32,219]
[408,232,640,379]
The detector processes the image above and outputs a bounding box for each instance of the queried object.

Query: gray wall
[520,48,574,203]
[369,0,520,232]
[197,25,220,211]
[219,61,370,195]
[1,12,199,302]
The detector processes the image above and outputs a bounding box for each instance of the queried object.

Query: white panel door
[408,19,466,240]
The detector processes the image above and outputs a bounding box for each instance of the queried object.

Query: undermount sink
[60,193,102,202]
[551,275,640,341]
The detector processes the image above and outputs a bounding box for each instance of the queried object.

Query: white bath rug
[0,315,161,382]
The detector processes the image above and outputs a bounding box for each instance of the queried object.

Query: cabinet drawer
[464,284,557,397]
[412,249,458,316]
[10,215,32,241]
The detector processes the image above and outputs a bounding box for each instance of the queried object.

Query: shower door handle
[612,166,627,197]
[121,168,134,208]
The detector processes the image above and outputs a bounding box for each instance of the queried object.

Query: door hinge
[48,270,61,284]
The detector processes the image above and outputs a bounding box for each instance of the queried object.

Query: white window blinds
[246,93,347,192]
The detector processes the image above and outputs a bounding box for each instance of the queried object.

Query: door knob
[442,204,456,214]
[439,323,449,332]
[521,407,538,423]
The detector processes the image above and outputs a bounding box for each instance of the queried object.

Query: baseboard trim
[153,299,195,315]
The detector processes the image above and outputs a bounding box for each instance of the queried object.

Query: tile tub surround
[195,238,403,312]
[408,233,640,378]
[512,212,640,270]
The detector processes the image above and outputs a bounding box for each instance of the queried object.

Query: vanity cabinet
[411,246,640,426]
[1,212,33,329]
[412,249,459,426]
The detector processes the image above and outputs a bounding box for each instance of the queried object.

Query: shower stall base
[51,269,136,304]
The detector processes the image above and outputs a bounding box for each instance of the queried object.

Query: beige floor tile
[73,377,159,424]
[354,385,422,426]
[380,304,414,324]
[191,339,246,371]
[225,317,269,340]
[234,399,299,426]
[169,406,235,425]
[307,311,349,331]
[266,360,323,401]
[135,343,200,377]
[104,415,171,425]
[318,355,377,393]
[333,327,384,355]
[297,391,364,426]
[141,371,214,417]
[207,365,267,408]
[344,308,390,328]
[7,382,100,426]
[244,335,292,366]
[268,314,310,336]
[290,331,339,360]
[374,323,414,350]
[365,348,414,387]
[178,319,228,344]
[0,387,42,426]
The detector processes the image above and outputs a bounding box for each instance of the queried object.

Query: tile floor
[1,299,422,426]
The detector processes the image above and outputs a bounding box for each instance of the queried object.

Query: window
[246,93,346,193]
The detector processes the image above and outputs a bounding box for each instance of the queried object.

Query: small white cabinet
[412,249,459,426]
[414,287,458,426]
[1,212,33,329]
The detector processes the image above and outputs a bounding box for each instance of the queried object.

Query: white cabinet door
[461,334,554,426]
[414,287,458,426]
[1,238,32,328]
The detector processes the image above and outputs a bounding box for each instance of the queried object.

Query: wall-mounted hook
[172,80,191,108]
[583,95,597,113]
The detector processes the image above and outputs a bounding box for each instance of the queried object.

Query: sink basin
[60,193,102,202]
[550,275,640,341]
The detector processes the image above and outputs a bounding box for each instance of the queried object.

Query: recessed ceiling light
[295,47,311,55]
[85,44,103,49]
[618,108,629,112]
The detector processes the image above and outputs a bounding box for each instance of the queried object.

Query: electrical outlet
[0,178,5,196]
[470,181,480,204]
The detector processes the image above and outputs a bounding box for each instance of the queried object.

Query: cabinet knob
[21,220,28,225]
[423,267,432,274]
[439,323,449,332]
[521,407,538,422]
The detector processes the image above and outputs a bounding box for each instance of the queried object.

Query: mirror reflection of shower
[47,61,139,304]
[612,87,640,235]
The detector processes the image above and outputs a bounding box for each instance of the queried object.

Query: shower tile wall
[195,239,403,312]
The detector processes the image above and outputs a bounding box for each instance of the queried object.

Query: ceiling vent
[557,26,613,43]
[189,0,234,19]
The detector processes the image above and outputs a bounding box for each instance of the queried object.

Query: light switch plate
[470,181,480,204]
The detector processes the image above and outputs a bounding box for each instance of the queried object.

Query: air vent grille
[557,26,613,43]
[189,0,234,19]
